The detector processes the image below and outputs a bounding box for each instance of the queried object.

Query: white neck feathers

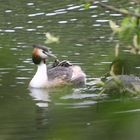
[29,63,48,88]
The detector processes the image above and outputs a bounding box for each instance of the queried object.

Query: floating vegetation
[44,32,60,44]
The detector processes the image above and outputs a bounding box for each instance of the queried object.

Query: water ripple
[27,3,34,6]
[27,21,33,23]
[92,24,101,27]
[91,15,98,18]
[4,29,15,33]
[55,11,67,15]
[56,100,97,108]
[46,13,56,16]
[5,10,12,13]
[67,5,82,10]
[26,28,36,32]
[96,19,109,23]
[14,26,24,29]
[16,77,29,80]
[61,93,99,100]
[115,108,140,114]
[28,12,45,17]
[36,25,44,29]
[0,68,14,71]
[70,18,77,22]
[54,9,66,12]
[58,21,68,24]
[89,5,98,9]
[110,13,122,17]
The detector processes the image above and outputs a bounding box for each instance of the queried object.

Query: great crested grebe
[29,44,86,88]
[101,58,140,94]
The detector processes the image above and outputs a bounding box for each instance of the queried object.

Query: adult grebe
[29,44,86,88]
[101,58,140,94]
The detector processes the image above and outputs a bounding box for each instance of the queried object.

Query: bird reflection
[29,88,51,129]
[29,88,50,107]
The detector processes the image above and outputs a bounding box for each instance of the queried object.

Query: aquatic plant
[82,1,140,54]
[109,9,140,54]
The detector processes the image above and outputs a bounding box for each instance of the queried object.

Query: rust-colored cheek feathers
[32,48,42,65]
[32,48,39,57]
[32,48,46,64]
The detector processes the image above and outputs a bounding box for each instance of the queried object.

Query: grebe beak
[32,44,57,59]
[44,51,57,59]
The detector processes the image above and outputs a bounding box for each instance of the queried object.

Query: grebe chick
[29,44,86,88]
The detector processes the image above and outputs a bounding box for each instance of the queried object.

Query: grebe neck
[29,62,48,88]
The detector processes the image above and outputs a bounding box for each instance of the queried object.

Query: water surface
[0,0,140,140]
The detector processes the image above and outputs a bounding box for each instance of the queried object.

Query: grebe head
[32,44,56,65]
[110,58,129,75]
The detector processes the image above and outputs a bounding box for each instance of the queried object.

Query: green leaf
[83,2,90,9]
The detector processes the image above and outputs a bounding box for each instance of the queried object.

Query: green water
[0,0,140,140]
